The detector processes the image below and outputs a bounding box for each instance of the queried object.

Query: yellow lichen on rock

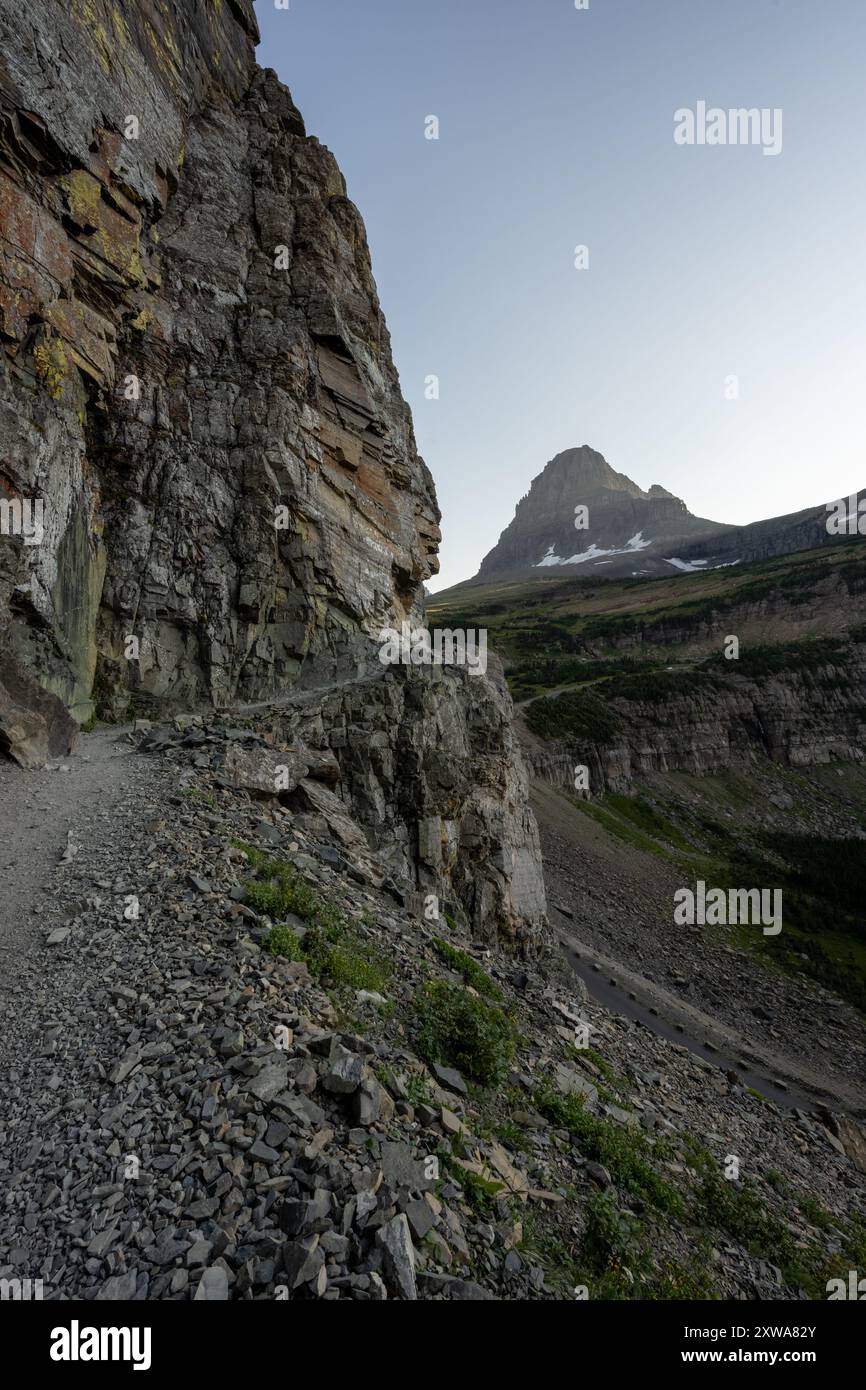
[59,169,147,288]
[60,168,102,229]
[111,3,129,47]
[73,0,113,74]
[34,335,71,401]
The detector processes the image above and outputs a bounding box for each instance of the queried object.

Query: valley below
[533,777,866,1115]
[430,533,866,1292]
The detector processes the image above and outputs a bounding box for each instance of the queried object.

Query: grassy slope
[429,539,866,702]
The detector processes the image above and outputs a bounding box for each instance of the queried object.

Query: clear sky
[254,0,866,591]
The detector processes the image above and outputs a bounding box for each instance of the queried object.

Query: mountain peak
[478,447,707,578]
[539,446,644,496]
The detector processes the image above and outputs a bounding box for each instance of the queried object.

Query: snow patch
[665,557,708,573]
[664,557,742,574]
[535,532,652,568]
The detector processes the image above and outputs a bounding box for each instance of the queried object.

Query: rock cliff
[0,0,545,942]
[1,0,438,713]
[526,651,866,795]
[521,565,866,795]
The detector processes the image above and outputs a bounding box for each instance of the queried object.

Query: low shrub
[415,980,515,1085]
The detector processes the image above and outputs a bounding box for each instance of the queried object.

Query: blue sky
[254,0,866,590]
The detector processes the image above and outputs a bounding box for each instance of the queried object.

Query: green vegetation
[516,1219,587,1298]
[415,980,516,1085]
[569,793,700,864]
[264,922,304,960]
[578,1047,630,1093]
[703,637,848,682]
[571,798,668,857]
[605,795,694,852]
[446,1158,505,1214]
[521,642,852,748]
[604,667,719,703]
[520,1195,719,1301]
[564,772,866,1014]
[681,1139,866,1298]
[795,1194,836,1231]
[726,832,866,1014]
[240,844,326,921]
[404,1071,435,1107]
[578,551,866,644]
[182,787,216,808]
[524,689,620,742]
[532,1083,682,1215]
[509,654,645,699]
[429,541,866,703]
[237,844,390,993]
[432,937,502,999]
[579,1189,642,1280]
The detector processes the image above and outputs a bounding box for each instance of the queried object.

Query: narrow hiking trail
[0,733,138,961]
[0,730,137,961]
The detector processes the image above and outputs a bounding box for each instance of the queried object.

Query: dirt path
[0,728,134,960]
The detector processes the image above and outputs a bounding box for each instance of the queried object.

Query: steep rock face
[0,0,546,939]
[526,662,866,795]
[0,0,440,718]
[265,658,546,948]
[672,498,863,571]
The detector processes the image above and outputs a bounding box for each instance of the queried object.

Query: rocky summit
[473,445,864,581]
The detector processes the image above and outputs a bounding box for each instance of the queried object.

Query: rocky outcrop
[138,658,547,949]
[524,637,866,796]
[0,653,77,766]
[277,658,546,948]
[526,665,866,794]
[0,0,544,933]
